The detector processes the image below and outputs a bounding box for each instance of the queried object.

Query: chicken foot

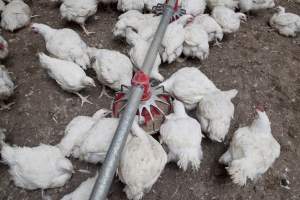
[74,92,93,107]
[98,85,113,99]
[0,101,15,111]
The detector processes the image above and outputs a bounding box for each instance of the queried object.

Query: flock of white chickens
[0,0,299,199]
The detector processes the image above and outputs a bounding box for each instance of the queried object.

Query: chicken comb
[255,104,265,112]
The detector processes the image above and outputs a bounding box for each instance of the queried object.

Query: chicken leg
[98,85,113,99]
[80,24,95,36]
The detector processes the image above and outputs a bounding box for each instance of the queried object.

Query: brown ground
[0,0,299,199]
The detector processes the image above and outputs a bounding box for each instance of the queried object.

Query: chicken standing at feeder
[212,6,247,34]
[1,0,31,32]
[1,135,73,190]
[160,15,193,63]
[0,65,14,110]
[126,29,163,81]
[160,100,203,171]
[269,6,300,37]
[196,89,238,142]
[57,109,111,158]
[159,67,218,110]
[118,120,167,200]
[219,107,280,186]
[183,23,209,60]
[190,14,223,45]
[113,10,161,41]
[38,53,96,106]
[78,116,122,164]
[87,47,133,93]
[31,23,91,70]
[60,0,99,35]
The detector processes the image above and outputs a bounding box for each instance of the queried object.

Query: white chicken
[1,0,31,32]
[207,0,238,10]
[239,0,275,13]
[118,120,167,200]
[191,14,223,44]
[196,89,238,142]
[79,117,121,164]
[61,174,97,200]
[183,24,209,60]
[0,65,14,110]
[87,47,133,91]
[219,107,280,186]
[180,0,206,16]
[269,6,300,37]
[57,109,111,158]
[0,35,9,59]
[212,6,247,34]
[60,0,98,35]
[117,0,144,12]
[160,15,193,63]
[160,100,203,171]
[126,29,163,81]
[1,141,73,190]
[159,67,218,110]
[38,53,96,106]
[113,11,161,41]
[31,23,91,70]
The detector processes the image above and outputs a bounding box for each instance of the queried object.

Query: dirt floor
[0,0,299,199]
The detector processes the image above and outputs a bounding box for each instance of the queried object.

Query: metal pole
[89,1,177,200]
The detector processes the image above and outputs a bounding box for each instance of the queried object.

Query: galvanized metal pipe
[89,1,177,200]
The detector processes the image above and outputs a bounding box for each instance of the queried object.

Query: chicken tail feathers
[227,159,251,186]
[177,148,202,172]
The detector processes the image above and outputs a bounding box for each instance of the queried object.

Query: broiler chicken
[161,15,193,63]
[160,100,203,171]
[1,0,31,32]
[79,117,121,164]
[0,65,14,110]
[207,0,238,10]
[117,0,144,12]
[61,174,97,200]
[183,23,209,60]
[212,6,247,34]
[159,67,218,110]
[180,0,206,16]
[31,23,91,70]
[38,53,96,106]
[239,0,275,13]
[191,14,223,44]
[60,0,98,35]
[118,120,167,200]
[126,29,163,81]
[57,109,111,158]
[113,10,161,41]
[1,139,73,190]
[196,89,238,142]
[269,6,300,37]
[0,35,9,59]
[219,107,280,186]
[87,47,133,91]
